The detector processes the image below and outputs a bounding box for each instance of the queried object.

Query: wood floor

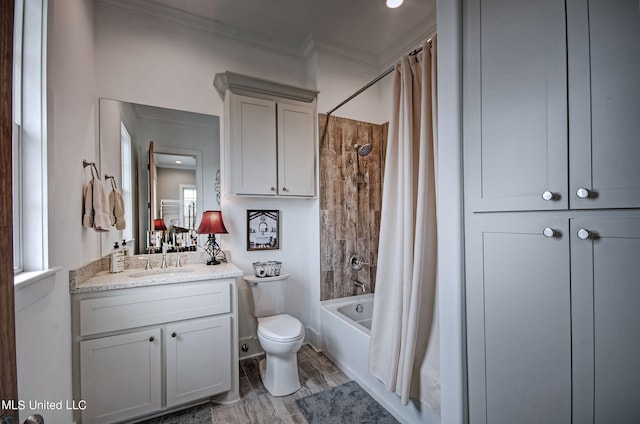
[139,345,351,423]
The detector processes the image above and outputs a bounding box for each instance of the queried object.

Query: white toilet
[244,273,305,396]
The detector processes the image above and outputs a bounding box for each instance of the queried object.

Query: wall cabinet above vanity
[214,72,319,198]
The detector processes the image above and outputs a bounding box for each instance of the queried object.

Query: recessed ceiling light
[175,160,182,164]
[386,0,404,8]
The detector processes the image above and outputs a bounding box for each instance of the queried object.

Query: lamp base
[206,258,221,266]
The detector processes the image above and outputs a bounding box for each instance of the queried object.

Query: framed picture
[247,210,280,251]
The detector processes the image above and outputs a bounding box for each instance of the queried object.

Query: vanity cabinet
[73,278,236,424]
[465,0,640,212]
[215,71,318,198]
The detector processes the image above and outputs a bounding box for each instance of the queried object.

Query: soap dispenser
[110,242,124,273]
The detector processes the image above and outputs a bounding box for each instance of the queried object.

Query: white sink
[130,268,194,278]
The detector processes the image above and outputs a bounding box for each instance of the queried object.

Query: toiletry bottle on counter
[110,242,124,273]
[122,239,131,256]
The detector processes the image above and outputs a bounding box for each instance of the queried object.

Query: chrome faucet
[145,247,153,270]
[353,280,366,293]
[160,243,168,269]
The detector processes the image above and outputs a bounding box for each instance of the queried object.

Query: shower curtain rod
[319,38,432,148]
[325,39,430,117]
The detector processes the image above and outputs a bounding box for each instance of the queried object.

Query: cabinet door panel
[568,0,640,209]
[466,216,571,424]
[464,0,568,212]
[80,329,161,424]
[277,103,316,196]
[166,316,231,407]
[231,95,277,195]
[571,218,640,424]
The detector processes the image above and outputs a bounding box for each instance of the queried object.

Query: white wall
[14,0,97,422]
[93,3,325,354]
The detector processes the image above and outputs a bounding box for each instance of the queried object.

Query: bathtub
[321,294,439,424]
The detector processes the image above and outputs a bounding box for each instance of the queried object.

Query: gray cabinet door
[464,0,568,212]
[466,216,572,424]
[568,0,640,209]
[571,218,640,424]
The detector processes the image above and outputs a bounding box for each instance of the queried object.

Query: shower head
[354,143,373,157]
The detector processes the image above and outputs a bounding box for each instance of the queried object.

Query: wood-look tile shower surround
[319,114,387,301]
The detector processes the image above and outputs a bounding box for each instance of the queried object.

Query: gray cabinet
[466,216,572,424]
[467,216,640,423]
[464,0,640,422]
[568,0,640,209]
[464,0,568,212]
[465,0,640,212]
[571,218,640,424]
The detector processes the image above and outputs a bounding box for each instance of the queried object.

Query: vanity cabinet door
[466,216,572,424]
[165,316,231,408]
[571,218,640,424]
[230,95,278,195]
[277,102,316,196]
[80,328,161,424]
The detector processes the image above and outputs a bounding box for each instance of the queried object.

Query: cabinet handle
[576,188,592,199]
[171,332,177,338]
[543,228,558,238]
[149,336,155,342]
[542,191,557,201]
[577,229,592,240]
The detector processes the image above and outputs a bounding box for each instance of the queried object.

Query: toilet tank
[244,274,290,318]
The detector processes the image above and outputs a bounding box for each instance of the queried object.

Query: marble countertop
[70,262,242,294]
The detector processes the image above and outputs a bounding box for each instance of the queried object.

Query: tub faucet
[353,280,366,293]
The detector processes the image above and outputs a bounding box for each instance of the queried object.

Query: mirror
[99,99,220,255]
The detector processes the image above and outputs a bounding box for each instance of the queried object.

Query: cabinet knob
[282,187,288,192]
[542,191,557,201]
[270,187,276,192]
[149,336,155,342]
[577,229,592,240]
[171,332,177,338]
[543,228,557,238]
[576,188,592,199]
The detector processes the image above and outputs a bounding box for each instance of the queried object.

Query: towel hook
[105,174,117,190]
[82,160,99,179]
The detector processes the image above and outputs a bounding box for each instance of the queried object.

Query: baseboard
[305,326,322,351]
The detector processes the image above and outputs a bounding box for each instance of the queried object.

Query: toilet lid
[258,314,304,342]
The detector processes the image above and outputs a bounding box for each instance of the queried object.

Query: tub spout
[353,280,366,293]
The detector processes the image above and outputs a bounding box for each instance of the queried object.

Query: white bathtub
[321,294,440,424]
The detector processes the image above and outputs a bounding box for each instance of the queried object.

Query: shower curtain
[368,37,440,413]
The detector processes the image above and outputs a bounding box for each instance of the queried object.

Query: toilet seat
[258,314,304,342]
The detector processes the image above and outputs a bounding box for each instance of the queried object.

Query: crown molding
[96,0,304,60]
[378,13,437,69]
[213,72,319,103]
[303,35,380,69]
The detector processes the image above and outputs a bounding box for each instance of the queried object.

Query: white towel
[109,189,126,230]
[82,178,111,232]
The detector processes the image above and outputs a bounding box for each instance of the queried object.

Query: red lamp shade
[153,218,167,231]
[197,210,228,235]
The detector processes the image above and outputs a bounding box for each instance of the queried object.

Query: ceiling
[100,0,437,67]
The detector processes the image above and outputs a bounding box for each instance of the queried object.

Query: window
[121,123,133,242]
[180,185,197,229]
[13,0,48,276]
